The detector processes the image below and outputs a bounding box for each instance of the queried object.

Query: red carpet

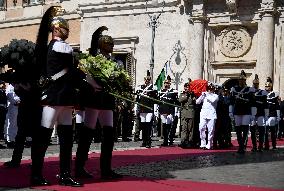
[0,139,284,191]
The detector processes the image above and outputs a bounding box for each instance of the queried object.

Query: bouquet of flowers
[0,39,36,69]
[77,53,133,95]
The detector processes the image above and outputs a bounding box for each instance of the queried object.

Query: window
[0,0,6,11]
[23,0,44,6]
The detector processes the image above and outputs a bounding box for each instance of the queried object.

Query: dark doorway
[222,78,239,90]
[113,53,127,70]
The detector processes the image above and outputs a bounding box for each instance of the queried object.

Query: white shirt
[196,91,219,119]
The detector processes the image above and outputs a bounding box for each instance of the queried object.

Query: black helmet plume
[89,26,108,56]
[265,77,273,89]
[253,74,259,84]
[35,6,63,76]
[239,70,246,80]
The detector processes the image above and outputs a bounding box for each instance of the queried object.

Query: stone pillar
[190,0,205,80]
[257,0,275,88]
[280,16,284,98]
[258,12,274,87]
[190,19,205,80]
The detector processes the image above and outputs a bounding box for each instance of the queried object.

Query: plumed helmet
[50,17,69,31]
[164,75,172,84]
[239,70,247,80]
[207,81,215,90]
[265,77,273,88]
[35,6,66,76]
[90,26,109,56]
[253,74,259,84]
[144,70,151,81]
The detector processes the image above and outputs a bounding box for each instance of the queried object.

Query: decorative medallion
[218,26,252,58]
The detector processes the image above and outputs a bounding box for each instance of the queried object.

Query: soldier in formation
[250,74,268,152]
[264,77,280,150]
[158,76,179,146]
[178,81,196,149]
[229,70,256,154]
[75,26,123,180]
[135,71,158,148]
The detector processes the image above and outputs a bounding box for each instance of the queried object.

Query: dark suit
[179,91,195,147]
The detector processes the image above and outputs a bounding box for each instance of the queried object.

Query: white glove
[154,104,159,117]
[229,112,234,119]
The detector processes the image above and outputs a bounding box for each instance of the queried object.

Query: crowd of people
[134,69,284,153]
[0,5,284,188]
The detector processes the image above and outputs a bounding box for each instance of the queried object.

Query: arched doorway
[222,78,239,90]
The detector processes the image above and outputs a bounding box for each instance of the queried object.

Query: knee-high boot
[31,126,53,186]
[75,126,94,178]
[265,126,270,150]
[250,125,257,151]
[243,125,249,150]
[140,123,146,147]
[4,131,25,168]
[145,122,152,148]
[235,126,244,153]
[57,125,82,187]
[100,126,122,180]
[161,124,169,146]
[258,126,265,151]
[271,125,277,149]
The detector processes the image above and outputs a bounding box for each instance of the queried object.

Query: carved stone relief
[218,26,252,58]
[226,0,238,14]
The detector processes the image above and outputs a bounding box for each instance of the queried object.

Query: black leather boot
[140,123,146,147]
[145,122,152,148]
[243,125,249,151]
[31,126,53,186]
[236,126,244,153]
[57,125,82,187]
[250,125,257,151]
[57,172,82,187]
[75,126,94,178]
[100,126,123,180]
[264,126,270,150]
[5,128,27,168]
[271,125,277,149]
[258,126,265,152]
[161,124,169,146]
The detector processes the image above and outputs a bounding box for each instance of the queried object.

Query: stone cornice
[191,0,204,19]
[211,60,256,69]
[0,12,79,29]
[78,0,179,18]
[259,0,276,16]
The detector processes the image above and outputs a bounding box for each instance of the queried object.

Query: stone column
[190,19,205,80]
[258,12,274,86]
[280,16,284,98]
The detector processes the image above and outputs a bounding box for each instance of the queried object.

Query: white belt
[51,68,68,81]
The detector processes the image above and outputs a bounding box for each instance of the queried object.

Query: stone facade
[0,0,284,96]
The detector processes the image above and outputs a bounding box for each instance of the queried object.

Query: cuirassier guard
[158,75,179,146]
[264,77,280,150]
[229,70,256,154]
[251,74,268,152]
[135,70,158,148]
[31,6,82,186]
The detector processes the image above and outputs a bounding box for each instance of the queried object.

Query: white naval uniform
[4,84,20,142]
[196,91,219,149]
